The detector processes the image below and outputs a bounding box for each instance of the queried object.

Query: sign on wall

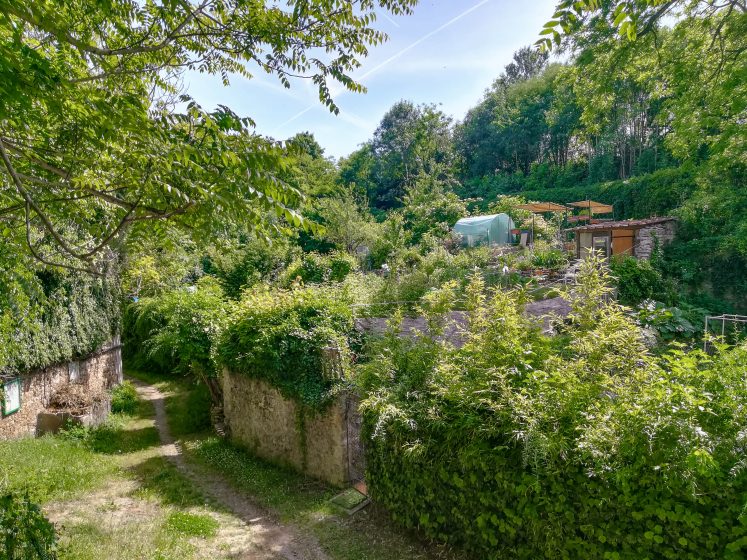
[2,377,21,417]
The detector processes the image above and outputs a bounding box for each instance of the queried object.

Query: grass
[0,380,227,560]
[3,367,464,560]
[165,511,219,538]
[0,435,118,503]
[184,436,459,560]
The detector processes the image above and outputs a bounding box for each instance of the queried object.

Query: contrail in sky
[274,0,493,132]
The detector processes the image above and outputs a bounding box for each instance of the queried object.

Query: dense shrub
[0,270,119,375]
[634,300,706,341]
[202,236,297,299]
[217,286,354,408]
[360,261,747,559]
[518,167,696,220]
[110,381,139,415]
[0,492,57,560]
[280,251,357,287]
[610,255,677,306]
[122,278,228,377]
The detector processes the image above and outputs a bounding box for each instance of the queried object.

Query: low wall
[0,338,123,439]
[221,370,362,487]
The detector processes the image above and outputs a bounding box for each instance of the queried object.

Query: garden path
[132,378,331,560]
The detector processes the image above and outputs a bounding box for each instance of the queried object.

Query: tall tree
[367,100,455,209]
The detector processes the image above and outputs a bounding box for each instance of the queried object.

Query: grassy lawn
[0,386,256,560]
[127,369,465,560]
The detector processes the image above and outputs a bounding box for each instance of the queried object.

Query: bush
[0,492,57,560]
[634,300,706,341]
[122,278,228,378]
[360,262,747,559]
[110,381,139,415]
[280,251,357,287]
[217,286,354,408]
[610,255,676,306]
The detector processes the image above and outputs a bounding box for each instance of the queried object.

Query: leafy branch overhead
[0,0,416,272]
[538,0,745,50]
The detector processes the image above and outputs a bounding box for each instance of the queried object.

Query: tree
[539,0,744,51]
[0,0,417,273]
[367,101,455,209]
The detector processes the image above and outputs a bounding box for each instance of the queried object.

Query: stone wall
[221,370,362,486]
[0,337,122,439]
[635,221,677,259]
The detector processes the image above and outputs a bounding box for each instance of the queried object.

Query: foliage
[0,492,57,560]
[349,101,457,210]
[634,299,705,341]
[202,234,298,299]
[360,261,747,558]
[0,0,418,271]
[280,251,358,287]
[0,267,119,375]
[311,188,380,254]
[217,286,354,408]
[530,244,569,270]
[122,278,228,378]
[110,381,139,415]
[610,255,676,306]
[398,176,467,244]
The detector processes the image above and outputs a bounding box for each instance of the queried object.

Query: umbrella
[568,200,614,216]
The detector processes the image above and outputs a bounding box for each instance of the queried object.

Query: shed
[453,213,515,247]
[568,217,677,260]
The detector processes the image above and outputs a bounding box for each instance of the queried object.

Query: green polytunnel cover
[452,213,515,246]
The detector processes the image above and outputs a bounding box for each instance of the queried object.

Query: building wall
[0,337,122,440]
[635,222,676,259]
[221,370,360,486]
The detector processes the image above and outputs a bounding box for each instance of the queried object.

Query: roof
[517,202,571,213]
[567,216,677,232]
[454,214,502,226]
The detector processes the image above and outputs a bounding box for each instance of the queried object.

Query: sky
[184,0,559,160]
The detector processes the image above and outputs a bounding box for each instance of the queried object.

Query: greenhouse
[453,213,515,247]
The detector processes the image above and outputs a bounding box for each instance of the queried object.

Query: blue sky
[185,0,559,159]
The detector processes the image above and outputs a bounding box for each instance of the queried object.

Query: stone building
[0,338,122,439]
[569,217,677,260]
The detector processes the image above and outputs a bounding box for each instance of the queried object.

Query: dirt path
[131,379,331,560]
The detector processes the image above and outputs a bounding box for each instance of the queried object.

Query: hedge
[216,285,355,408]
[0,271,119,375]
[516,167,697,220]
[359,264,747,559]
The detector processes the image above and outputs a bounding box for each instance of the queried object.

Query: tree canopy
[0,0,417,273]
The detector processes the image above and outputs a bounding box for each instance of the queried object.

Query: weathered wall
[0,337,122,439]
[222,370,361,486]
[636,221,676,259]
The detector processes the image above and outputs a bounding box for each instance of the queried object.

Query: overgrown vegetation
[359,261,747,559]
[0,270,119,375]
[217,286,355,408]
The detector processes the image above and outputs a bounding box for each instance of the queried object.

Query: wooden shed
[568,217,677,260]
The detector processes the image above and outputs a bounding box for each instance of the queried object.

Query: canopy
[517,202,571,213]
[453,213,515,246]
[568,200,614,214]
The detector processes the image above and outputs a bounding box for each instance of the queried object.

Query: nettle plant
[360,256,747,559]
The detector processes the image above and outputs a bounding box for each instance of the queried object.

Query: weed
[111,381,139,414]
[164,511,218,538]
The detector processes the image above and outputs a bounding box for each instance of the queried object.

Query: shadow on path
[130,378,330,560]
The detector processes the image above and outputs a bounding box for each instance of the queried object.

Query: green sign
[2,377,21,416]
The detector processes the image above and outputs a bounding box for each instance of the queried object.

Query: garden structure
[0,338,123,439]
[568,216,677,260]
[453,213,515,247]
